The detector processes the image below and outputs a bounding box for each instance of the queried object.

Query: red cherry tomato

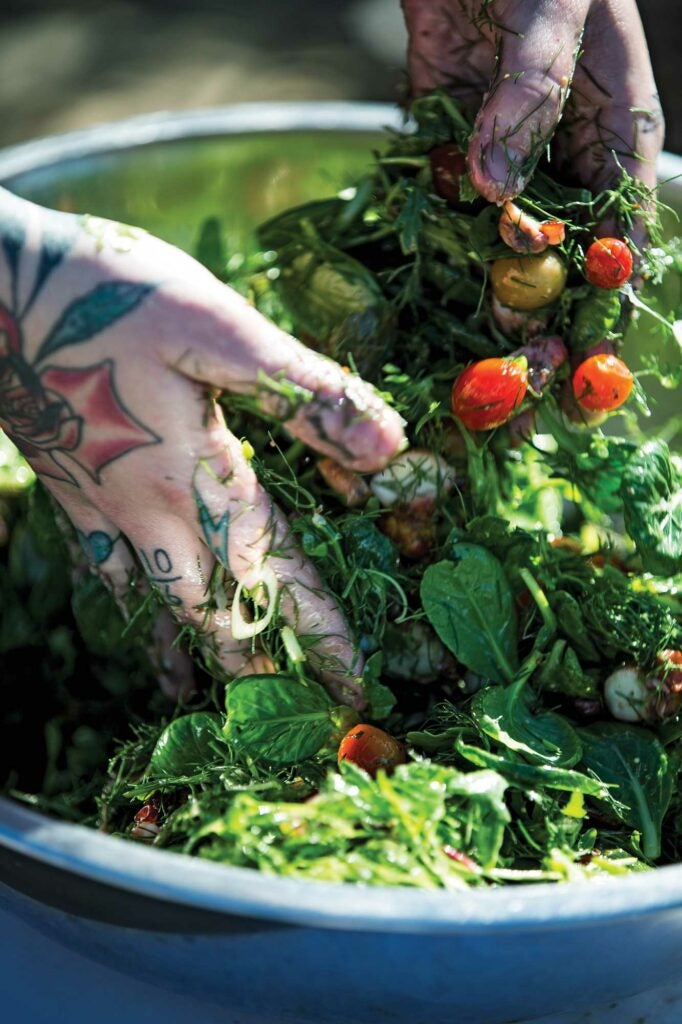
[584,238,633,289]
[337,724,406,778]
[571,354,633,412]
[429,144,467,205]
[451,357,528,431]
[134,801,160,824]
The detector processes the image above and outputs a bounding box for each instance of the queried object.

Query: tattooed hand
[0,189,405,707]
[403,0,664,218]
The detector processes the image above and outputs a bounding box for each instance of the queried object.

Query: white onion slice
[231,564,279,640]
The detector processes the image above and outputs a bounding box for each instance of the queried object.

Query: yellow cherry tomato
[490,251,567,310]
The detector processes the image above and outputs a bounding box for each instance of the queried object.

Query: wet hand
[0,192,405,705]
[402,0,664,211]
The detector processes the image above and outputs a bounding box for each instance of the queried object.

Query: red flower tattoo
[0,291,158,485]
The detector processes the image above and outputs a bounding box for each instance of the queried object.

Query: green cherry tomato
[490,251,567,310]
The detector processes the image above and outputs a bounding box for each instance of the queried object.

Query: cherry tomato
[584,237,633,289]
[134,801,160,824]
[429,143,467,205]
[657,650,682,694]
[337,724,406,778]
[379,509,436,559]
[571,354,633,412]
[490,251,567,310]
[452,357,528,431]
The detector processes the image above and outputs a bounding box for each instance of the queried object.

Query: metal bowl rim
[0,102,681,933]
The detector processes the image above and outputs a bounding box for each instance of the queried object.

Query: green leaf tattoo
[35,281,154,362]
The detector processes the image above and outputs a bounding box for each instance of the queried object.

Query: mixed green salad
[1,91,681,889]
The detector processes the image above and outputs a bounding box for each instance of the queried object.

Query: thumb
[467,0,589,203]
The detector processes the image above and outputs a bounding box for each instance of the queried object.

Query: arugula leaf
[621,440,682,577]
[569,290,622,351]
[551,591,601,663]
[362,652,396,720]
[456,740,608,797]
[148,713,227,779]
[444,768,510,868]
[196,760,510,886]
[535,639,599,698]
[71,575,128,656]
[394,183,430,254]
[471,681,583,768]
[579,571,678,666]
[194,216,227,280]
[225,673,339,764]
[579,723,674,859]
[421,545,518,684]
[0,566,36,652]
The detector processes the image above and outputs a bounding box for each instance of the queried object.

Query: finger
[192,449,366,708]
[150,610,197,702]
[467,0,589,202]
[41,480,136,599]
[123,516,256,680]
[557,0,664,246]
[168,286,406,473]
[44,481,197,699]
[402,0,494,101]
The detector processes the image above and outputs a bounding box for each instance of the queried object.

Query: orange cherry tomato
[571,354,633,412]
[337,724,406,778]
[452,357,528,431]
[584,238,633,289]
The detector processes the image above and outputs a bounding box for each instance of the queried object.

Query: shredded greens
[1,91,681,888]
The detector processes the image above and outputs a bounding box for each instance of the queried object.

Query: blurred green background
[0,0,678,152]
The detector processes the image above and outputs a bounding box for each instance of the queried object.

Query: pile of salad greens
[2,91,681,889]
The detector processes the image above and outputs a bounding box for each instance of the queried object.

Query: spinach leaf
[456,740,609,797]
[225,674,338,764]
[148,713,227,779]
[421,545,518,684]
[621,440,682,577]
[339,517,398,574]
[579,723,674,859]
[445,515,536,577]
[471,681,582,768]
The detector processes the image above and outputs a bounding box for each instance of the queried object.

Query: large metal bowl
[0,104,681,1024]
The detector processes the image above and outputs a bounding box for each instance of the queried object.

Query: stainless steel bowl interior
[0,103,680,934]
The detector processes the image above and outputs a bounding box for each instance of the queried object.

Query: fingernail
[472,143,526,203]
